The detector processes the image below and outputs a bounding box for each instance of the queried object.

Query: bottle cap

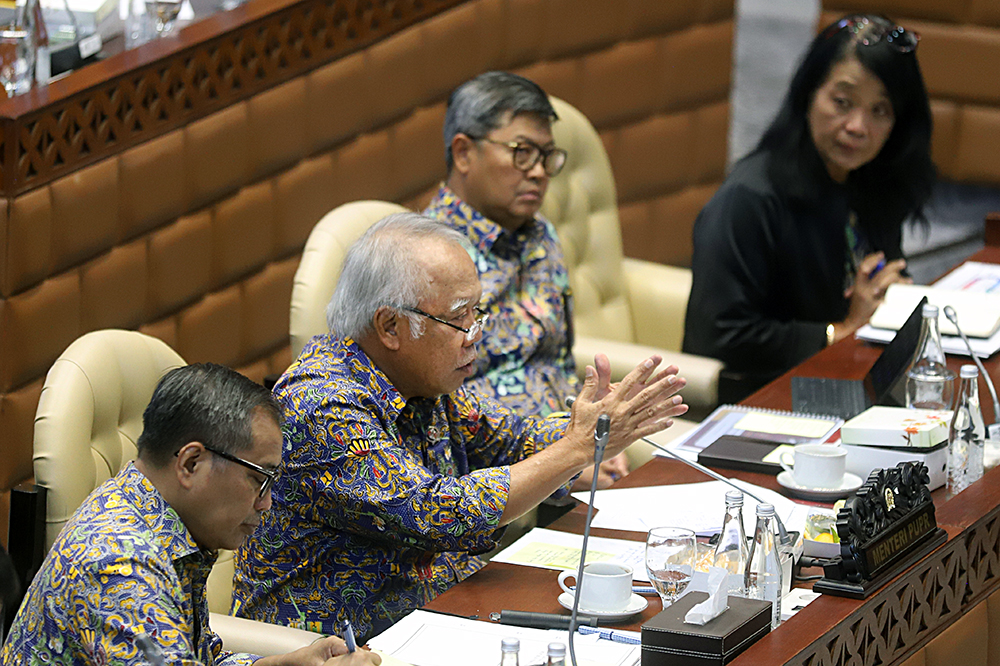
[922,303,939,317]
[548,642,566,657]
[502,637,520,652]
[961,364,979,379]
[725,489,744,505]
[756,502,775,517]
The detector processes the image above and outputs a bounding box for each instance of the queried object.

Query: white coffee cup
[557,562,633,612]
[780,443,846,489]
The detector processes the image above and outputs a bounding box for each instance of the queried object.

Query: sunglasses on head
[824,15,919,53]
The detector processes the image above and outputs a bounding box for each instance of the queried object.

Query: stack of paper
[858,261,1000,357]
[569,479,811,537]
[368,610,640,666]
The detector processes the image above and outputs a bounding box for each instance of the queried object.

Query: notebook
[676,403,843,456]
[791,296,927,421]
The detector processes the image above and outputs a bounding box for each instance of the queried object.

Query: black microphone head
[595,414,610,441]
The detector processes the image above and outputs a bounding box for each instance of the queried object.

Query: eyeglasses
[824,15,919,53]
[475,137,568,177]
[202,444,279,499]
[403,306,489,342]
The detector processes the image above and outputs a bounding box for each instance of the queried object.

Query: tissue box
[641,592,772,666]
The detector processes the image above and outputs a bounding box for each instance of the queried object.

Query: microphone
[568,413,611,666]
[943,305,1000,439]
[564,396,790,546]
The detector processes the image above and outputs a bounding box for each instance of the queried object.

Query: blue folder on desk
[791,297,927,421]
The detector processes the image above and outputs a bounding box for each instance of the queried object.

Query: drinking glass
[144,0,183,37]
[645,527,696,608]
[0,26,32,97]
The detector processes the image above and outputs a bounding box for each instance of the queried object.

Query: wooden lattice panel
[788,512,1000,666]
[0,0,466,195]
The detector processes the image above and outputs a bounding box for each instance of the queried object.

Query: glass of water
[645,526,696,608]
[0,26,33,97]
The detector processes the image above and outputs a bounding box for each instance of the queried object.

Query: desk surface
[425,245,1000,666]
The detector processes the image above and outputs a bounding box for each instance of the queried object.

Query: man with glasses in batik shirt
[2,363,379,666]
[232,213,689,642]
[424,72,629,490]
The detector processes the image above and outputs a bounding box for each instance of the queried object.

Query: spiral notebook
[673,404,843,456]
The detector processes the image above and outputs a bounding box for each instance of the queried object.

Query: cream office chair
[540,97,722,420]
[31,329,316,655]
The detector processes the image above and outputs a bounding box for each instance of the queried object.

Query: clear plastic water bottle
[500,637,520,666]
[905,303,956,410]
[745,503,782,629]
[713,489,748,597]
[948,364,986,496]
[546,642,566,666]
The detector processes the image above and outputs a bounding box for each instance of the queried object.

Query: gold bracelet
[826,323,836,347]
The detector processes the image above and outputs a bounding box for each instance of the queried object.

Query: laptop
[791,296,927,420]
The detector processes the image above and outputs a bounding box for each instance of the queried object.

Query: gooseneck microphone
[568,413,611,666]
[943,305,1000,439]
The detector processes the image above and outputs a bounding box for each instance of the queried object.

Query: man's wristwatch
[826,323,836,347]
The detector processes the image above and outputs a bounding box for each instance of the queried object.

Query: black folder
[696,435,783,474]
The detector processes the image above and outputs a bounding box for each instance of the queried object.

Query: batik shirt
[425,184,577,416]
[1,462,255,666]
[232,335,570,642]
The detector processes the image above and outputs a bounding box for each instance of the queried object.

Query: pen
[577,625,642,646]
[340,619,357,653]
[567,583,657,596]
[868,258,886,279]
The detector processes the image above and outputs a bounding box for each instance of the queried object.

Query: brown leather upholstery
[0,0,736,540]
[898,585,1000,666]
[822,1,1000,187]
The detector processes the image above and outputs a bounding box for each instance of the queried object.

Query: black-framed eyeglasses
[824,15,919,53]
[202,444,279,498]
[475,137,568,177]
[403,306,489,342]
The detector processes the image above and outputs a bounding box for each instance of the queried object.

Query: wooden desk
[426,245,1000,665]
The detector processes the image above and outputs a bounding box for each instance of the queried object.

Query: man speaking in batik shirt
[232,213,688,642]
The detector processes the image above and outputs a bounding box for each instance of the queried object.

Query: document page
[368,610,640,666]
[490,527,648,581]
[571,479,810,537]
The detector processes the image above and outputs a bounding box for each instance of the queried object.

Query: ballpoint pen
[340,619,357,653]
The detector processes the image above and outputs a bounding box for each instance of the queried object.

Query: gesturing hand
[565,354,689,462]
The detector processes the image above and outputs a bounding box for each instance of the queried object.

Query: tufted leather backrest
[33,330,186,548]
[542,97,635,344]
[289,201,410,358]
[31,330,240,613]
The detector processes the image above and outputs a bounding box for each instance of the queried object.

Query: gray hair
[327,212,471,340]
[444,71,557,172]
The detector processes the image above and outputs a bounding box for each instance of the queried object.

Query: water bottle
[713,489,748,597]
[745,503,782,629]
[500,637,520,666]
[905,303,956,410]
[948,364,986,495]
[546,642,566,666]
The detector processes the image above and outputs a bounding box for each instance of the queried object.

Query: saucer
[557,592,648,621]
[777,471,863,501]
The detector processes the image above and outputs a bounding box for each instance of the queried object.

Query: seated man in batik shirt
[424,71,628,489]
[232,213,689,641]
[2,363,378,666]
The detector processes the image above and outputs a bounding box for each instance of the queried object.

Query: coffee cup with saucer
[778,443,862,500]
[556,562,648,620]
